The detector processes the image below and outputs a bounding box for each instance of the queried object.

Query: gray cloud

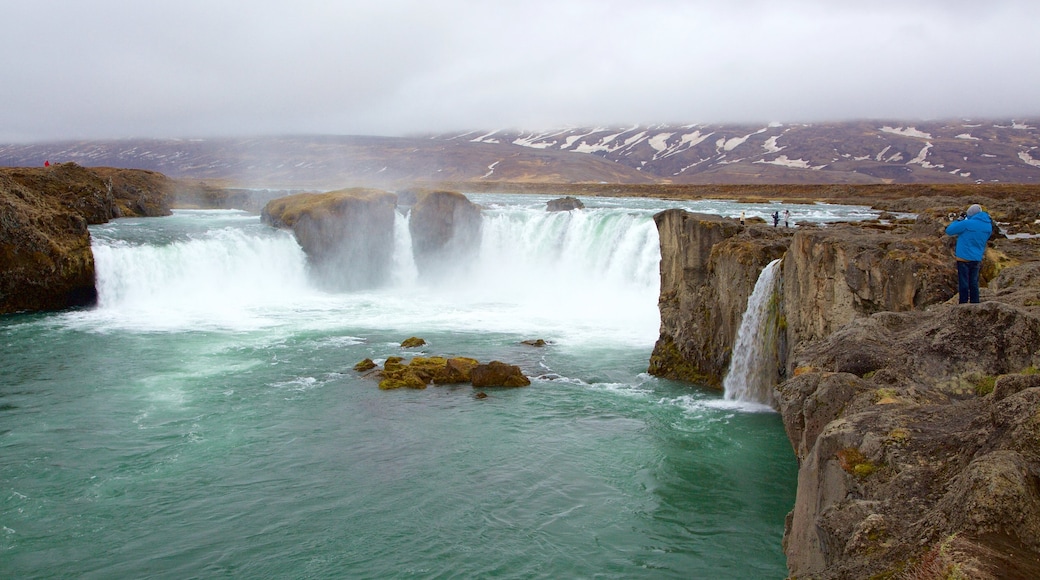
[3,0,1039,142]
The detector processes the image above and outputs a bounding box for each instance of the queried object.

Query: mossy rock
[378,371,428,390]
[400,336,426,348]
[383,356,405,373]
[647,337,716,386]
[437,357,480,384]
[354,358,377,372]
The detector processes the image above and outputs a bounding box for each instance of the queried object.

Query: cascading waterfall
[723,258,783,406]
[86,204,662,344]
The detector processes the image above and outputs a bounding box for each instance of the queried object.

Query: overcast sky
[2,0,1039,142]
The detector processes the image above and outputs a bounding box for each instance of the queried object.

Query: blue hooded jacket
[945,211,992,262]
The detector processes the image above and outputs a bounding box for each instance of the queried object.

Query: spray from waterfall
[723,258,783,406]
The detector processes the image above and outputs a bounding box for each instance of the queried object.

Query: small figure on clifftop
[945,203,992,304]
[739,211,745,226]
[772,211,780,227]
[44,160,50,167]
[784,209,790,227]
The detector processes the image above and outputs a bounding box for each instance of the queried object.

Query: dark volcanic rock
[546,196,584,211]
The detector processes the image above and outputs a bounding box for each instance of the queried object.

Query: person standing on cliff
[772,211,780,227]
[945,203,992,304]
[739,211,745,226]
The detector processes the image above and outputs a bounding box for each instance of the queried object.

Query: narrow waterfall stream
[723,258,783,407]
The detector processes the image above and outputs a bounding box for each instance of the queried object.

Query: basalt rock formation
[260,188,398,290]
[0,163,171,314]
[649,207,1040,577]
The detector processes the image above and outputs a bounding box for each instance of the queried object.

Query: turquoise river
[1,194,880,578]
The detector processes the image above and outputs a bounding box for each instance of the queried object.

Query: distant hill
[439,119,1040,184]
[2,119,1039,187]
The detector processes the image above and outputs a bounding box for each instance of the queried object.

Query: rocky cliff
[0,163,171,314]
[650,206,1040,577]
[647,210,788,386]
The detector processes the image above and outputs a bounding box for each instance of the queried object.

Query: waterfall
[723,258,782,406]
[85,205,662,343]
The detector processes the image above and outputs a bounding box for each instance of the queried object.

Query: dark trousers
[957,260,982,303]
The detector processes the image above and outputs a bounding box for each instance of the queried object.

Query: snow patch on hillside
[1019,151,1040,168]
[755,155,821,170]
[881,126,933,139]
[482,161,500,178]
[648,133,674,153]
[762,136,784,154]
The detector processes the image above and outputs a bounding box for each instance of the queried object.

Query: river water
[0,195,877,578]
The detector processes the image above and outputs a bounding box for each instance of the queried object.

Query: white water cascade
[84,204,663,345]
[723,258,783,407]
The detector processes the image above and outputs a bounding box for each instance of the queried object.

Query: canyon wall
[650,209,1040,578]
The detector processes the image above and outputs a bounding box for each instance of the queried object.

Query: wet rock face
[407,190,481,282]
[261,188,398,290]
[0,163,172,314]
[648,210,787,387]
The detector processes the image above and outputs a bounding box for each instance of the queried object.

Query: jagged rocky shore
[649,201,1040,578]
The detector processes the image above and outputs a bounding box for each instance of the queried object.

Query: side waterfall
[723,258,783,406]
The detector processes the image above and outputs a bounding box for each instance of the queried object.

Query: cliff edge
[650,204,1040,578]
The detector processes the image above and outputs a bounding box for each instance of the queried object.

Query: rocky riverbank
[649,202,1040,578]
[0,163,172,314]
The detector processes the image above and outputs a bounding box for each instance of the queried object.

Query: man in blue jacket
[945,203,993,303]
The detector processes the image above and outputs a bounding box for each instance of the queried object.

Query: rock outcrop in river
[261,187,483,288]
[407,189,482,281]
[260,188,398,290]
[0,163,171,314]
[650,203,1040,578]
